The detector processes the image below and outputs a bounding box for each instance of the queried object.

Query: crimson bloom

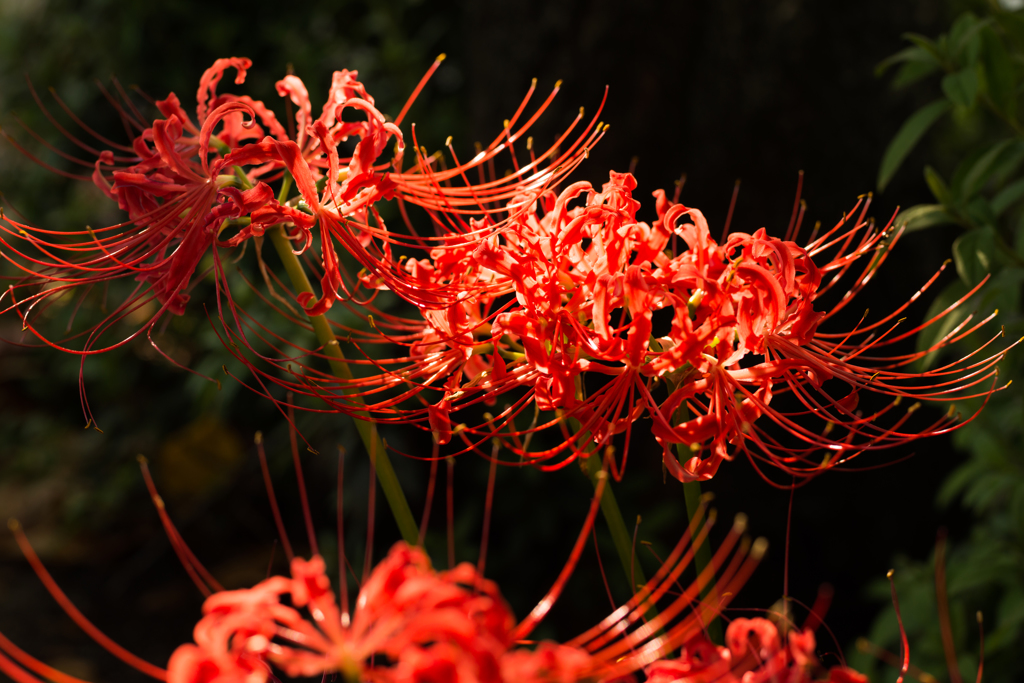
[3,57,1011,485]
[1,57,605,433]
[646,617,867,683]
[287,161,1013,486]
[0,451,784,683]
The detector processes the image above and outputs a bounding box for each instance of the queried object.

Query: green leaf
[987,139,1024,186]
[991,177,1024,215]
[875,45,937,76]
[949,12,988,65]
[980,26,1017,121]
[877,45,942,88]
[892,59,942,89]
[904,32,947,64]
[924,165,953,205]
[976,266,1024,325]
[895,203,956,232]
[953,226,998,287]
[995,11,1024,49]
[962,139,1017,198]
[916,279,971,371]
[942,67,980,108]
[950,146,990,203]
[1014,213,1024,258]
[965,195,997,228]
[949,13,979,50]
[939,458,989,506]
[878,100,952,191]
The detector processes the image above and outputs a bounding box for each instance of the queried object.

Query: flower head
[646,618,867,683]
[347,172,1015,486]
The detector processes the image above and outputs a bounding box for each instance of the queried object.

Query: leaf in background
[981,25,1017,121]
[939,456,991,507]
[987,588,1024,653]
[904,32,947,64]
[948,12,987,65]
[988,138,1024,186]
[950,146,990,204]
[941,66,980,108]
[878,100,952,191]
[966,195,997,227]
[995,10,1024,48]
[916,278,970,370]
[892,58,943,89]
[962,138,1018,198]
[924,165,954,205]
[1014,213,1024,258]
[991,177,1024,215]
[895,203,956,232]
[976,266,1024,325]
[877,45,942,88]
[876,45,937,76]
[953,226,998,287]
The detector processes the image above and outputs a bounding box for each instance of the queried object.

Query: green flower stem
[267,226,419,546]
[677,445,722,643]
[583,451,647,591]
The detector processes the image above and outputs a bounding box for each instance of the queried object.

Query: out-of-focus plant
[856,2,1024,681]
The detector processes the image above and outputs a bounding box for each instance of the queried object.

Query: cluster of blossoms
[168,542,866,683]
[0,52,999,683]
[167,544,595,683]
[646,618,867,683]
[2,477,870,683]
[1,56,1012,487]
[391,174,1008,485]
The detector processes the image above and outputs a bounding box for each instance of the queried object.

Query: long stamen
[7,520,168,681]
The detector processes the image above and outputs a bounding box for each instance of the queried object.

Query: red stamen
[8,520,168,680]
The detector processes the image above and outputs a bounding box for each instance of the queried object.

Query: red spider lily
[0,57,605,431]
[645,617,867,683]
[300,170,1013,487]
[2,57,286,331]
[0,447,779,683]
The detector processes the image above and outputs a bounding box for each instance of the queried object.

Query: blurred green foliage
[853,2,1024,681]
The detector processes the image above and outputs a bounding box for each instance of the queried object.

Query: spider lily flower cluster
[0,57,1012,486]
[2,468,867,683]
[382,178,1012,486]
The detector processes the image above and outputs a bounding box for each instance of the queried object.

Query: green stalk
[677,445,722,643]
[582,450,659,626]
[583,452,647,592]
[267,226,419,545]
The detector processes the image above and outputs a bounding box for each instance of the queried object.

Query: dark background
[0,1,975,681]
